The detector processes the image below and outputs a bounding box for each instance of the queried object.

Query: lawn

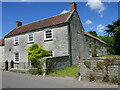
[102,55,120,57]
[48,65,78,78]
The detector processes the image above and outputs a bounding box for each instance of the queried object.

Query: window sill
[14,61,19,64]
[44,38,53,42]
[14,44,19,46]
[27,42,34,44]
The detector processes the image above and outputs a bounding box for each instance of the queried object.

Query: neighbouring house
[0,39,4,69]
[2,2,107,70]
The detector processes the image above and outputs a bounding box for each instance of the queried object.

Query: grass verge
[48,65,78,78]
[102,55,120,57]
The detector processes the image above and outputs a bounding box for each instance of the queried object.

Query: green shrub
[111,76,118,84]
[84,61,91,68]
[28,68,39,75]
[89,74,95,82]
[102,74,109,82]
[37,65,42,75]
[96,61,105,70]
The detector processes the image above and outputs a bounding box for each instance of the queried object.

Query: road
[2,71,118,88]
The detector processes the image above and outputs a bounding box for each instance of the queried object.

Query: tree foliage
[88,31,98,37]
[27,44,50,64]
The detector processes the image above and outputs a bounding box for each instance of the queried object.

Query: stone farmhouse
[1,2,107,70]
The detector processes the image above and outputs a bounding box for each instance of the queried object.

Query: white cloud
[61,10,69,14]
[96,24,105,32]
[85,20,92,25]
[86,0,106,17]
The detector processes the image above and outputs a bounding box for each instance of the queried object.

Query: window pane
[28,34,34,42]
[15,37,19,44]
[45,30,52,39]
[15,53,19,61]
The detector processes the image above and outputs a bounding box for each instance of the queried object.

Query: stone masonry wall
[78,57,119,82]
[46,56,70,72]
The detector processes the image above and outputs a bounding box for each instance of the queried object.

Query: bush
[28,68,39,75]
[89,74,95,82]
[84,61,91,68]
[111,76,118,84]
[37,65,42,75]
[96,61,105,70]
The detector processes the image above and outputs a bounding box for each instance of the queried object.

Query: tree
[103,19,120,55]
[114,26,120,54]
[98,36,115,54]
[105,19,120,37]
[88,31,98,37]
[27,44,50,68]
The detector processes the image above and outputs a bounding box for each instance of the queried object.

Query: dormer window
[14,37,19,45]
[28,34,34,42]
[44,29,53,40]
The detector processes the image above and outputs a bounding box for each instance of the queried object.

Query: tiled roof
[5,12,71,38]
[84,32,107,44]
[0,39,4,46]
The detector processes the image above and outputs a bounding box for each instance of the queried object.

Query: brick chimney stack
[70,2,77,11]
[16,21,22,27]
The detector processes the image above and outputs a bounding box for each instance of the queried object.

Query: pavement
[2,71,119,88]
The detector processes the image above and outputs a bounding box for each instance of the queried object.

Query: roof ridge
[17,11,71,29]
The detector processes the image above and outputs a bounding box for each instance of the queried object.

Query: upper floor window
[14,37,19,45]
[44,29,53,40]
[15,53,19,62]
[28,34,34,42]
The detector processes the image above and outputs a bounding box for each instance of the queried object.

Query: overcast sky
[1,1,118,38]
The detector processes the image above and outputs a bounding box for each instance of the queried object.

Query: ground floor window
[49,51,53,56]
[15,53,19,61]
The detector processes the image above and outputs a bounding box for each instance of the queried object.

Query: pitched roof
[5,12,71,38]
[0,39,4,46]
[84,32,106,44]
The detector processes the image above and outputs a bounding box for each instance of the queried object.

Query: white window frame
[44,29,53,40]
[14,36,19,45]
[14,53,19,62]
[47,51,54,57]
[89,49,92,57]
[28,33,34,42]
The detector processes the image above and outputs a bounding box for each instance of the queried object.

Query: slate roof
[5,12,71,38]
[0,39,4,46]
[84,32,106,44]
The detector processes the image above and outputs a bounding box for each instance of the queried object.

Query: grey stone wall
[46,56,70,72]
[78,57,119,82]
[69,11,86,65]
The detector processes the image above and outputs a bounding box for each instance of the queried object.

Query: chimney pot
[16,21,22,27]
[70,2,77,11]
